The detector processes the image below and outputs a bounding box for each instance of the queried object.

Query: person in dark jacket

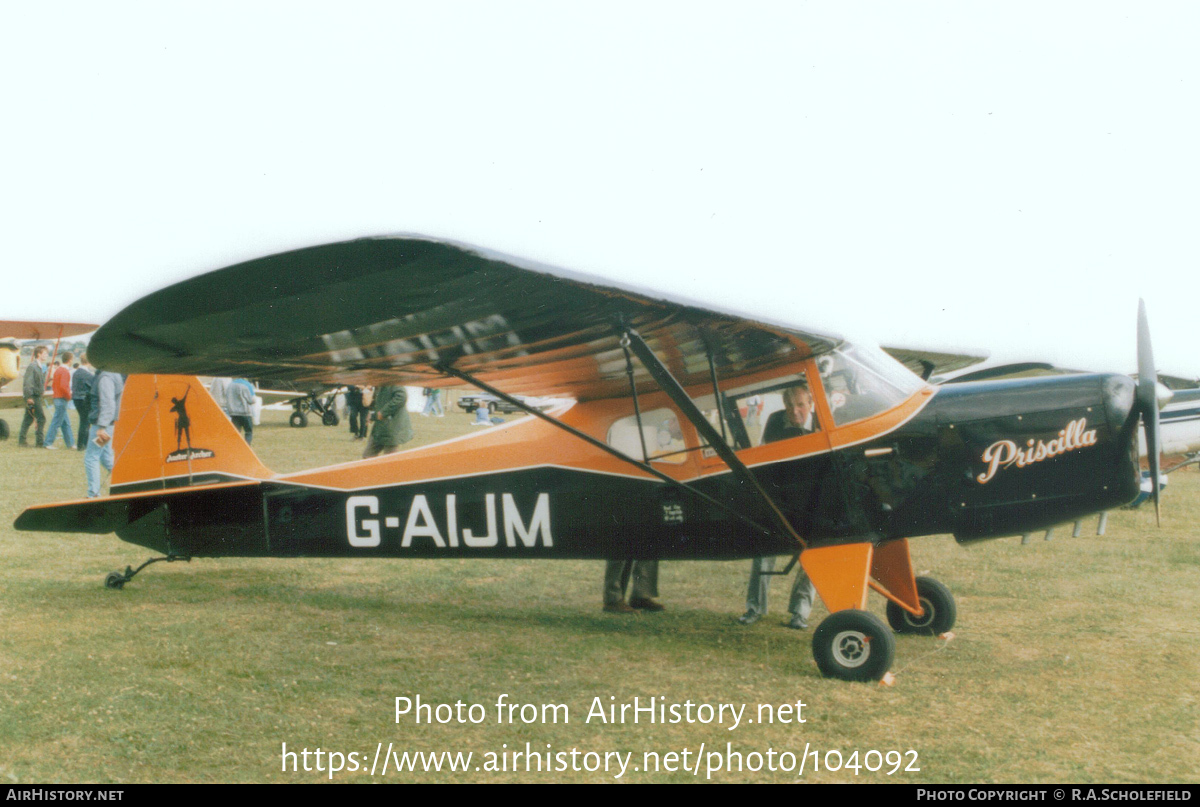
[346,386,369,440]
[18,346,48,447]
[603,560,663,613]
[72,355,95,451]
[362,385,413,459]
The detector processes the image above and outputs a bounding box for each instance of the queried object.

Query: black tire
[886,576,956,636]
[812,610,895,682]
[104,572,126,590]
[289,411,308,428]
[322,410,339,427]
[0,420,8,440]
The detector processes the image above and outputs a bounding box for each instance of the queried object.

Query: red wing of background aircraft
[0,320,98,341]
[13,236,1157,681]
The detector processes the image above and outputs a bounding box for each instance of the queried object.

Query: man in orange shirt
[43,351,75,449]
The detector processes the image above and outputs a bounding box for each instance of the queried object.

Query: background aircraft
[882,345,989,381]
[13,236,1159,682]
[204,378,342,428]
[1154,388,1200,466]
[0,320,98,439]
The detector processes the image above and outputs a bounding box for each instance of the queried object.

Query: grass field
[1,405,1197,783]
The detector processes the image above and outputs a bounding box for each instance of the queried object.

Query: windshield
[817,344,923,426]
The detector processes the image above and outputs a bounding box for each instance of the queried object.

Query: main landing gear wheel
[322,410,339,426]
[104,571,126,590]
[812,610,895,682]
[0,420,9,440]
[290,411,308,428]
[886,576,956,636]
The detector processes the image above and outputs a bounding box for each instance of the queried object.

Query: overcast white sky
[2,2,1197,376]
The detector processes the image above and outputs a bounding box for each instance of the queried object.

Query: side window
[757,383,821,444]
[606,408,688,464]
[695,370,821,455]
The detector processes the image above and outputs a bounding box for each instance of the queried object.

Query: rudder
[110,375,273,493]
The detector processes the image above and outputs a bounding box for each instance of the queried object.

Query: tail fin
[110,375,273,494]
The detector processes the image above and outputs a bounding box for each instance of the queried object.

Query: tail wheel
[289,411,309,428]
[886,576,956,636]
[812,609,895,682]
[322,410,339,426]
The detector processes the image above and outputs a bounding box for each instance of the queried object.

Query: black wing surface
[90,235,842,401]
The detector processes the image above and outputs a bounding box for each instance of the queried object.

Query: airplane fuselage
[105,370,1141,560]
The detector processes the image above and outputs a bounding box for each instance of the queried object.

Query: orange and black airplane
[14,236,1159,681]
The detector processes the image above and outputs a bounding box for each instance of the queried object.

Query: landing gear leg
[104,555,191,589]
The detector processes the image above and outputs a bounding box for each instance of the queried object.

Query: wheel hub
[832,630,871,668]
[905,596,936,629]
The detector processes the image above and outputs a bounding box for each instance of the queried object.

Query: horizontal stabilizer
[14,482,261,535]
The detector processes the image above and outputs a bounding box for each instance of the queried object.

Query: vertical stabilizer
[110,375,273,493]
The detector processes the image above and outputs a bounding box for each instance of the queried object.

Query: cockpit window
[605,345,922,464]
[606,407,688,464]
[817,344,923,426]
[694,370,821,454]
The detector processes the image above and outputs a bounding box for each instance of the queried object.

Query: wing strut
[620,327,807,551]
[620,341,651,462]
[702,332,730,444]
[436,365,778,540]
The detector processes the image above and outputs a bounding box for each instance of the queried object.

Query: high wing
[882,344,989,381]
[256,388,313,406]
[88,235,842,401]
[1152,372,1199,391]
[0,321,98,340]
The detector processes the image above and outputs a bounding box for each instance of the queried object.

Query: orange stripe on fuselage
[279,402,677,490]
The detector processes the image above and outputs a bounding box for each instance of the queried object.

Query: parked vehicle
[456,393,525,414]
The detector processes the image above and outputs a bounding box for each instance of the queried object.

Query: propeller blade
[1137,299,1161,526]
